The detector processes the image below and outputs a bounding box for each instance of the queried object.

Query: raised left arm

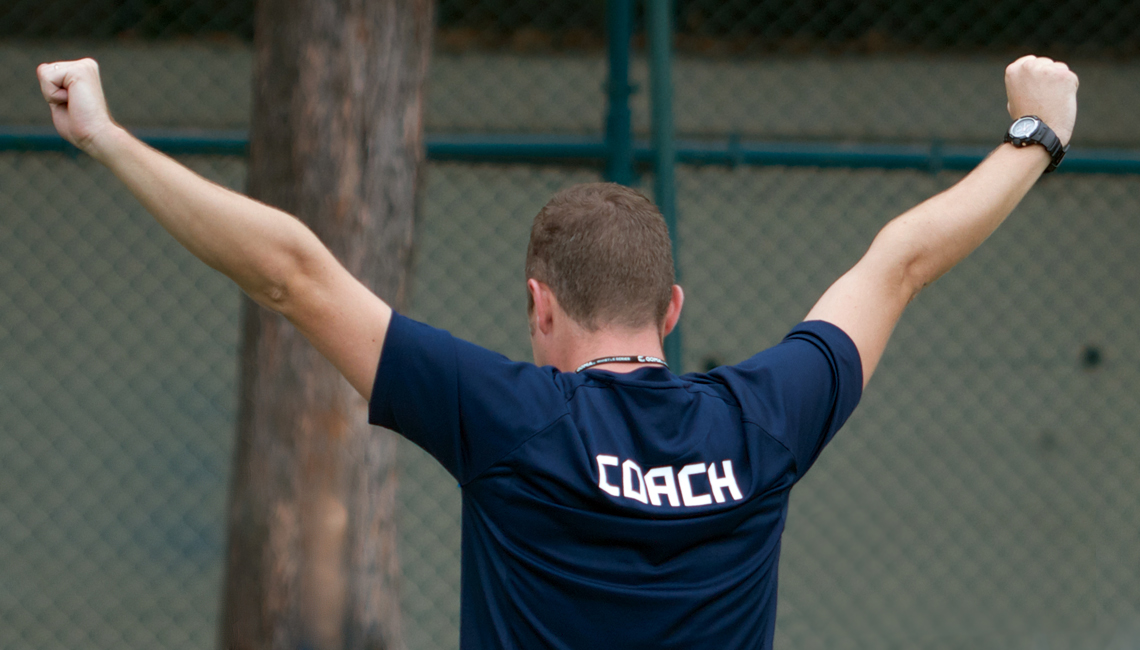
[38,58,391,399]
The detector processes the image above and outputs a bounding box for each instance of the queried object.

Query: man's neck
[564,327,667,374]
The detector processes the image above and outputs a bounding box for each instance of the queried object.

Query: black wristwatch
[1005,115,1068,173]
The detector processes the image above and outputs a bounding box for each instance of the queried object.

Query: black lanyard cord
[575,355,669,373]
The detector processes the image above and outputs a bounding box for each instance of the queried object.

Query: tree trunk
[219,1,432,649]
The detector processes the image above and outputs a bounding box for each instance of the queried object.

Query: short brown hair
[525,182,675,331]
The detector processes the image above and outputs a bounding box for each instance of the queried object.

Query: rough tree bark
[219,1,432,649]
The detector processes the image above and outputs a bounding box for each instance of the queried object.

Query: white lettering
[596,455,620,496]
[597,455,745,507]
[708,460,744,503]
[678,463,712,507]
[622,460,648,504]
[644,466,681,507]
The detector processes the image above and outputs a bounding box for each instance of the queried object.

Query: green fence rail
[6,127,1140,176]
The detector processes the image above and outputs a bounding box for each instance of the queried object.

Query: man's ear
[662,284,684,337]
[528,279,556,336]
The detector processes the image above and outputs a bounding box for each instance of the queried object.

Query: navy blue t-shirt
[370,313,862,649]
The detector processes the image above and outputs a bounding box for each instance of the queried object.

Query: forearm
[874,142,1051,298]
[90,126,327,312]
[804,56,1075,386]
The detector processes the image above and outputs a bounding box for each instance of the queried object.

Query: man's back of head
[525,182,675,332]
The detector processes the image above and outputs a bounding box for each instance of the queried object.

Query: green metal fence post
[648,0,681,371]
[604,0,634,186]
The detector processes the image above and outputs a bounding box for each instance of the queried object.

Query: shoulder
[379,312,569,403]
[370,313,572,481]
[703,320,864,477]
[708,320,861,390]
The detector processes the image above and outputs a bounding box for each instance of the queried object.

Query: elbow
[900,255,933,303]
[900,242,957,302]
[230,221,333,318]
[239,271,291,315]
[240,248,312,316]
[251,279,292,313]
[867,222,932,304]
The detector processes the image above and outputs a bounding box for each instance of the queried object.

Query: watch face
[1010,117,1039,138]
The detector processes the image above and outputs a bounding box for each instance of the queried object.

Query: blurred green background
[3,2,1140,649]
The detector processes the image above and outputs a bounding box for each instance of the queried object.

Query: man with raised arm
[38,55,1077,648]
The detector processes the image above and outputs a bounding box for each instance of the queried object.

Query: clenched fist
[37,58,119,156]
[1005,55,1078,147]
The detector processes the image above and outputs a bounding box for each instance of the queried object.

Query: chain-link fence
[3,2,1140,650]
[5,0,1140,56]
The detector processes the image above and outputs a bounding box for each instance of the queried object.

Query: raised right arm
[805,55,1078,387]
[38,58,391,399]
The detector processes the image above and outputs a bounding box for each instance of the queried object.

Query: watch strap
[1005,116,1068,173]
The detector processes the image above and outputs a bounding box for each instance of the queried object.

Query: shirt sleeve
[368,312,569,484]
[708,320,863,479]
